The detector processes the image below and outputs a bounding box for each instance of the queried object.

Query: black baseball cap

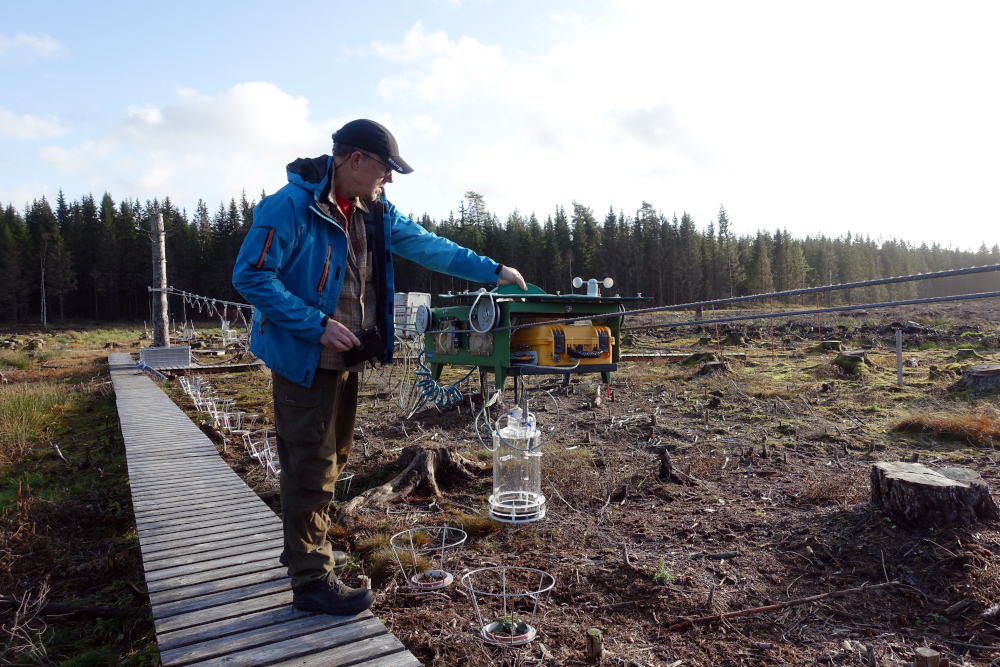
[333,119,413,174]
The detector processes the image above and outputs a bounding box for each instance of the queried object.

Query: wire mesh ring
[389,526,468,555]
[460,566,556,597]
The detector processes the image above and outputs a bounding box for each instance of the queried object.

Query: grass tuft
[892,408,1000,445]
[0,350,34,370]
[0,382,67,462]
[446,511,503,538]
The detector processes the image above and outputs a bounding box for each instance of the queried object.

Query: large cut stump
[682,352,716,366]
[698,361,728,375]
[871,462,1000,529]
[336,445,486,526]
[832,350,874,375]
[964,364,1000,394]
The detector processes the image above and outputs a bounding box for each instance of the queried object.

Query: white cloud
[370,5,1000,246]
[116,82,329,151]
[0,180,52,209]
[0,32,67,65]
[34,81,443,208]
[0,108,70,140]
[38,82,335,204]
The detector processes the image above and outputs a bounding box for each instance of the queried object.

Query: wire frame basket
[334,471,355,501]
[461,566,555,646]
[390,526,467,590]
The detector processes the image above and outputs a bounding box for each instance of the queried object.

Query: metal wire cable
[424,263,1000,335]
[624,289,1000,331]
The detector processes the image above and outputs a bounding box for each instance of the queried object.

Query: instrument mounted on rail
[413,280,649,388]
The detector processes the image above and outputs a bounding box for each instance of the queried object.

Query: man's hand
[320,318,361,352]
[497,266,527,291]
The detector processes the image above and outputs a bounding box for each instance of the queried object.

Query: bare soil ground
[7,301,1000,666]
[157,300,1000,666]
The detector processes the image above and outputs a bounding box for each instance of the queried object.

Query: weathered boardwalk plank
[109,353,420,666]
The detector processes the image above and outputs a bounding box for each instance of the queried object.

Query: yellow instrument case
[510,325,614,367]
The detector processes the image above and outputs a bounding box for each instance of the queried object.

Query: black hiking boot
[279,550,347,572]
[292,575,375,616]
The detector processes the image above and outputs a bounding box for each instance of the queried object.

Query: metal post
[896,329,903,386]
[151,213,170,348]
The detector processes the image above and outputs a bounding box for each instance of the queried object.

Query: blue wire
[412,351,477,408]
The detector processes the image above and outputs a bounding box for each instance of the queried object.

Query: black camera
[341,327,386,367]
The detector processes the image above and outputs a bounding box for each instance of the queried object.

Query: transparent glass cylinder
[489,409,546,523]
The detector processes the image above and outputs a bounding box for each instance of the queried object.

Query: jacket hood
[286,155,331,201]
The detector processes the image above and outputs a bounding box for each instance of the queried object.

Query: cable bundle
[412,351,477,409]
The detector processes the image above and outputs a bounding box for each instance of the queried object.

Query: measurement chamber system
[414,282,648,388]
[489,406,544,523]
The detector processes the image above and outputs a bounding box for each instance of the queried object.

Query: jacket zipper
[254,228,276,269]
[317,245,332,293]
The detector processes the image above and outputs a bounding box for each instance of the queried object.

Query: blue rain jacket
[232,155,500,387]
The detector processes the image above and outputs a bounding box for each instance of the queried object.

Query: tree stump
[913,647,941,667]
[725,332,746,346]
[699,361,728,376]
[963,364,1000,393]
[682,352,716,366]
[585,628,605,661]
[336,445,486,525]
[832,350,873,375]
[820,340,843,352]
[870,462,1000,529]
[957,348,983,360]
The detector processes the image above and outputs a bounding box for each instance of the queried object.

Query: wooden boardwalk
[108,353,420,667]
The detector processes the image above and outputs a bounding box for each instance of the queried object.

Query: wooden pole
[151,213,169,348]
[896,329,903,386]
[816,294,822,344]
[769,297,774,362]
[39,233,49,327]
[712,303,722,358]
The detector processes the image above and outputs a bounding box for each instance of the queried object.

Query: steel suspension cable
[426,263,1000,334]
[624,289,1000,332]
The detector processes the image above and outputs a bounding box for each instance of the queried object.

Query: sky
[1,0,998,249]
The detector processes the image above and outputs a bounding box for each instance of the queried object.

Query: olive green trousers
[272,369,357,590]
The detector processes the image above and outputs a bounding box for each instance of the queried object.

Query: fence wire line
[425,263,1000,334]
[148,286,253,311]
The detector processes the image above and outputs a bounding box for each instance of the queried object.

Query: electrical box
[394,292,431,338]
[419,283,648,388]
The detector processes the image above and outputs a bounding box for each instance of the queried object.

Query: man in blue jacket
[233,119,525,616]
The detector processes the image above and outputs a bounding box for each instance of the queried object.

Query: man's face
[361,153,393,200]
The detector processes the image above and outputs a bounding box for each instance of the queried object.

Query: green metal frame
[423,284,647,389]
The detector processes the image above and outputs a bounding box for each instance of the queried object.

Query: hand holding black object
[320,317,361,352]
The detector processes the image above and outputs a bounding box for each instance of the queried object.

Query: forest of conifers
[1,188,998,325]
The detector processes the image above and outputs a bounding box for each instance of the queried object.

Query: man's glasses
[362,152,393,179]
